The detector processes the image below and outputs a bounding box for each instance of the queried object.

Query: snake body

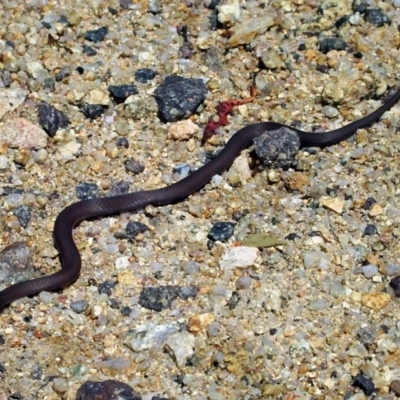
[0,87,400,309]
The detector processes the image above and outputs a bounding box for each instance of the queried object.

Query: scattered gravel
[1,0,400,399]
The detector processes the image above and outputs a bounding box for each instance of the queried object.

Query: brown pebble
[390,379,400,395]
[284,171,309,191]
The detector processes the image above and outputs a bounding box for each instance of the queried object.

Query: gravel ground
[1,0,400,399]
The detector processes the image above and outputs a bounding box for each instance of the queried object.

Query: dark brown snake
[1,87,400,310]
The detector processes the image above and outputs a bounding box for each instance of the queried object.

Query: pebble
[168,119,199,140]
[364,8,391,27]
[0,88,29,119]
[253,127,300,169]
[319,37,348,53]
[360,292,391,311]
[84,26,108,42]
[165,331,195,367]
[108,84,138,104]
[0,242,34,284]
[361,264,378,279]
[353,373,376,396]
[76,182,99,200]
[70,300,89,314]
[81,104,107,119]
[124,323,179,352]
[321,197,345,214]
[154,75,207,122]
[0,118,48,149]
[13,205,31,228]
[124,159,145,174]
[363,224,378,236]
[135,68,157,83]
[125,221,148,238]
[228,15,275,47]
[76,380,141,400]
[219,246,259,270]
[208,222,235,242]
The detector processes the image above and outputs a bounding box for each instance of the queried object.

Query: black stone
[389,275,400,297]
[363,224,378,236]
[124,159,145,174]
[207,222,235,242]
[126,221,148,238]
[38,102,70,137]
[76,182,99,200]
[76,380,141,400]
[13,205,31,228]
[353,373,375,396]
[116,137,129,148]
[364,8,391,27]
[154,75,208,122]
[254,126,300,169]
[82,45,97,56]
[81,104,107,119]
[135,68,157,83]
[84,26,108,43]
[319,37,348,54]
[120,306,132,316]
[98,281,115,296]
[108,84,138,104]
[363,197,376,210]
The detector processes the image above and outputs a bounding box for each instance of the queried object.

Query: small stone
[226,155,252,186]
[363,224,378,236]
[361,264,378,279]
[321,105,339,118]
[389,379,400,396]
[37,102,70,137]
[360,292,390,311]
[380,263,400,277]
[85,26,108,42]
[76,380,141,400]
[76,182,99,200]
[363,197,377,210]
[82,45,97,56]
[135,68,157,83]
[0,155,8,169]
[368,203,383,216]
[13,205,31,228]
[168,119,199,140]
[321,197,345,214]
[124,159,145,174]
[0,118,48,149]
[208,222,235,242]
[353,373,376,396]
[228,15,275,47]
[70,300,88,313]
[254,127,300,169]
[125,221,148,238]
[284,172,309,191]
[389,275,400,296]
[165,331,195,367]
[187,313,215,334]
[319,37,348,54]
[108,85,138,104]
[154,75,207,122]
[81,104,107,119]
[219,246,259,270]
[363,8,391,27]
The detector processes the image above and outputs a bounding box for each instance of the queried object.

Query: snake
[0,86,400,309]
